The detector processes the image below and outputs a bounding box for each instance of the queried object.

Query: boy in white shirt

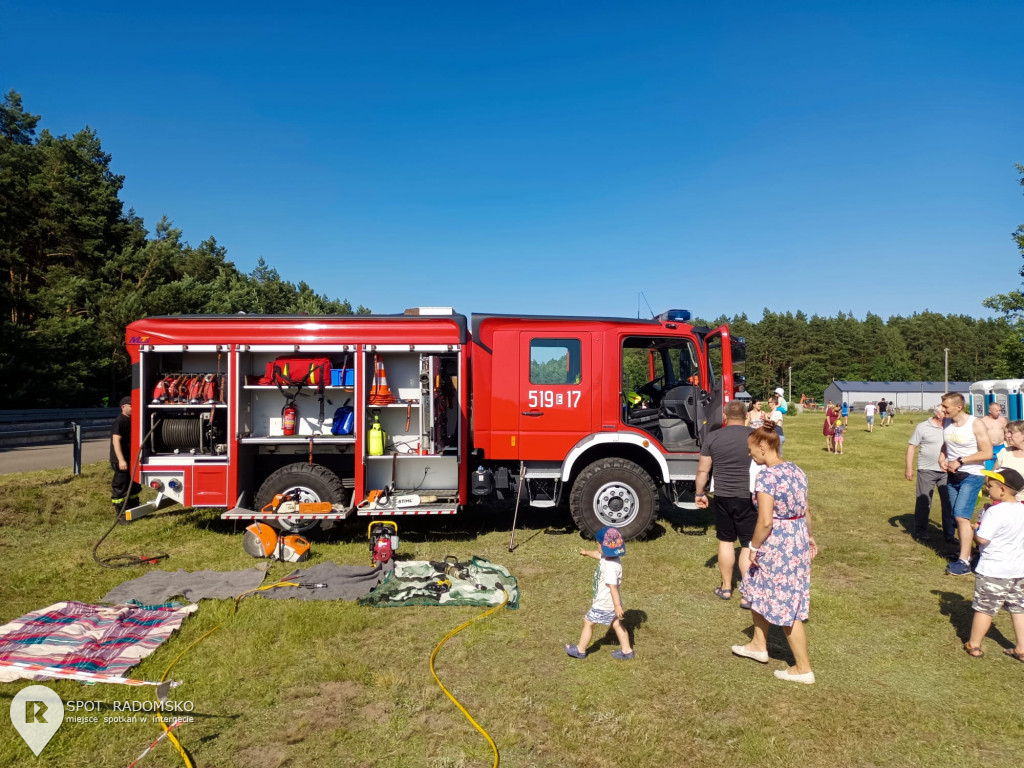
[963,468,1024,661]
[565,526,634,660]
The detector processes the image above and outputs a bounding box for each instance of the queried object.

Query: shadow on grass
[931,589,1014,648]
[888,513,959,560]
[585,608,649,653]
[659,503,711,537]
[168,498,686,552]
[735,621,797,666]
[162,499,579,547]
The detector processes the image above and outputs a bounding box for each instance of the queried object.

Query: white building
[822,381,972,413]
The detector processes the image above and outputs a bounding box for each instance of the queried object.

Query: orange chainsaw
[261,491,337,516]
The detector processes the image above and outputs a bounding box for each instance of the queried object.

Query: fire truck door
[518,333,593,459]
[697,324,733,438]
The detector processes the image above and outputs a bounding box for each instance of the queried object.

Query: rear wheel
[254,463,348,534]
[568,457,658,541]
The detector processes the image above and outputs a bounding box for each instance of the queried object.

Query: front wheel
[568,457,658,541]
[254,463,348,534]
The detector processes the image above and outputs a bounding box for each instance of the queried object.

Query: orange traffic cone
[369,354,395,405]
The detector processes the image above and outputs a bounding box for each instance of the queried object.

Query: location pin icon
[11,685,64,756]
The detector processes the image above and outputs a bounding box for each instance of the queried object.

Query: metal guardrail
[0,409,119,473]
[0,407,119,425]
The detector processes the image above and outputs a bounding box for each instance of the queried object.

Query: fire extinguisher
[282,398,297,436]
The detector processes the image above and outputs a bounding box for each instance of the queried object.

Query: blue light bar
[657,309,691,322]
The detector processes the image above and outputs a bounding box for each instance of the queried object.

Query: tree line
[713,309,1010,402]
[2,91,1021,408]
[0,91,368,408]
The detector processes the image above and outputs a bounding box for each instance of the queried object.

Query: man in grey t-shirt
[695,399,755,603]
[905,404,953,542]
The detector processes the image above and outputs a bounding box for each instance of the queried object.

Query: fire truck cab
[470,311,742,539]
[124,308,743,541]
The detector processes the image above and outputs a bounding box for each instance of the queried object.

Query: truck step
[221,511,358,522]
[123,494,179,523]
[357,505,458,516]
[221,503,357,522]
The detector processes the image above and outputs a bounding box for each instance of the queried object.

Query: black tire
[568,457,658,541]
[255,463,348,534]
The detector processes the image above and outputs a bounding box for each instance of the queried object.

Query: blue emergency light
[657,309,691,322]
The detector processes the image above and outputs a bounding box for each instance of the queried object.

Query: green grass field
[1,412,1022,768]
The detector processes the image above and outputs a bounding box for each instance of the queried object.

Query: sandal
[564,644,586,659]
[713,587,733,600]
[964,642,984,658]
[1003,648,1024,663]
[739,597,752,610]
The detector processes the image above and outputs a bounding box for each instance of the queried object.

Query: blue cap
[596,526,625,557]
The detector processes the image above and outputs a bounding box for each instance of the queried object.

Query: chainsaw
[261,491,342,516]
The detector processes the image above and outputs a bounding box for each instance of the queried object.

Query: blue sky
[3,1,1022,321]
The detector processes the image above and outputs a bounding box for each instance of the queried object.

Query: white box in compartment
[267,415,332,437]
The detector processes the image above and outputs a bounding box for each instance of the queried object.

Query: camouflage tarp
[359,556,519,609]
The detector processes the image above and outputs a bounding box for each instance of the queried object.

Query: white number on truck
[528,390,582,409]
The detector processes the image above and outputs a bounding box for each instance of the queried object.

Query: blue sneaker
[946,559,972,576]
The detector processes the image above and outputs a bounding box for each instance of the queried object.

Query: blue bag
[331,400,354,435]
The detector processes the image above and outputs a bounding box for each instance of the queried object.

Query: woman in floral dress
[731,424,818,684]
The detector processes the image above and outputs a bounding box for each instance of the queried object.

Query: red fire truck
[123,308,744,540]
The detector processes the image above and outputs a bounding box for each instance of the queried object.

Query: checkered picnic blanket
[0,601,197,683]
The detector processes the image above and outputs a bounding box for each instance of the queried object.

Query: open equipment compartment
[362,348,461,500]
[141,345,230,458]
[237,346,356,440]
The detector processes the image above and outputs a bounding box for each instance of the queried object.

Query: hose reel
[150,413,226,455]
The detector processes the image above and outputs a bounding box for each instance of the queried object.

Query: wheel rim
[592,481,640,527]
[275,485,322,532]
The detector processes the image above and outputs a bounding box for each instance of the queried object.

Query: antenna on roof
[639,291,655,319]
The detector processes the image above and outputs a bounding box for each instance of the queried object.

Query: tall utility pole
[944,348,949,394]
[788,366,792,404]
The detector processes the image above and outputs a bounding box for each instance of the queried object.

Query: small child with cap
[833,421,846,455]
[963,468,1024,661]
[565,526,634,660]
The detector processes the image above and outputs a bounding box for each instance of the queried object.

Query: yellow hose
[155,581,302,767]
[428,590,509,768]
[154,582,508,767]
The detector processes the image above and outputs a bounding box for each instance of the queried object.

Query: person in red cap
[963,467,1024,660]
[565,526,634,660]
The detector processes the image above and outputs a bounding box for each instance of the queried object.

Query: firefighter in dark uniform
[110,395,140,512]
